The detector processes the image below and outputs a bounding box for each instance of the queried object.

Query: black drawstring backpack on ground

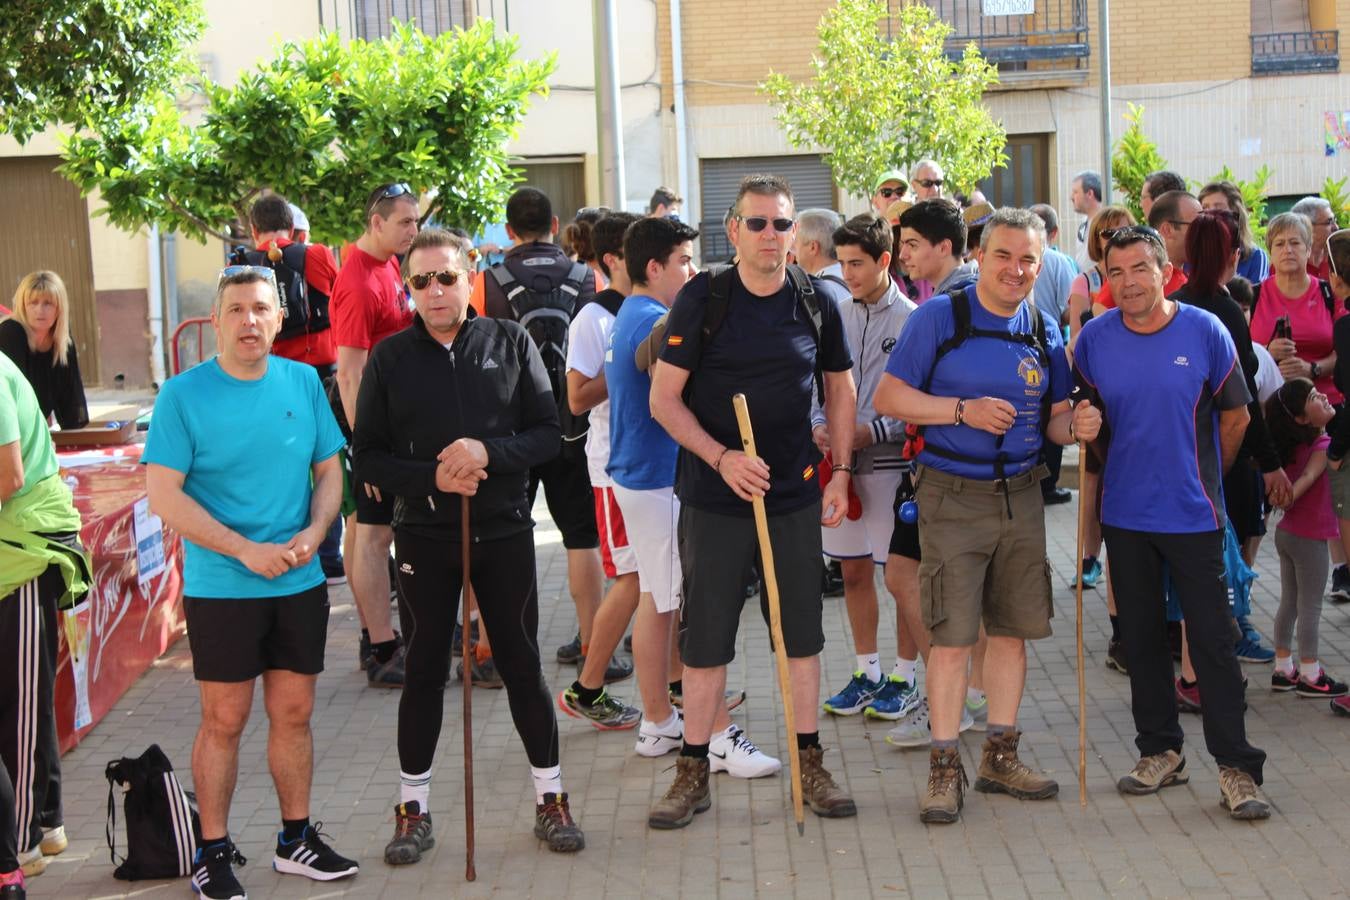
[105,744,202,880]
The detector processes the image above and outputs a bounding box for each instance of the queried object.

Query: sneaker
[1296,670,1349,698]
[456,653,504,689]
[358,632,372,671]
[1271,667,1299,692]
[190,840,247,900]
[822,671,884,716]
[669,687,747,712]
[1235,614,1262,643]
[1072,557,1103,589]
[648,755,712,829]
[450,619,479,657]
[709,725,781,778]
[1043,487,1073,505]
[558,686,641,730]
[13,850,42,880]
[635,713,684,757]
[884,698,974,748]
[1218,765,1271,820]
[799,745,856,817]
[1235,633,1275,664]
[367,643,406,688]
[1106,639,1128,675]
[0,868,23,900]
[384,801,434,866]
[576,652,633,684]
[38,825,66,856]
[1116,750,1188,795]
[556,633,583,663]
[973,731,1059,800]
[273,823,358,881]
[964,694,988,732]
[919,746,967,824]
[1175,677,1201,713]
[1331,565,1350,603]
[1331,695,1350,716]
[864,675,921,721]
[534,793,585,852]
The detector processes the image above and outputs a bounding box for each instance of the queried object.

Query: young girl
[1265,377,1347,697]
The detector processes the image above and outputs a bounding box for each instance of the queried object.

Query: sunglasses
[408,269,463,290]
[1330,228,1350,279]
[915,178,944,188]
[737,216,795,233]
[1104,224,1165,248]
[876,187,905,199]
[376,182,412,202]
[218,264,281,292]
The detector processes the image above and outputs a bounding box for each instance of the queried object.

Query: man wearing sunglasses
[871,171,909,215]
[910,161,946,202]
[352,228,586,861]
[1074,227,1270,820]
[331,182,419,688]
[650,173,860,827]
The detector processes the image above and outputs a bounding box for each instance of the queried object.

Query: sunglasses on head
[915,178,944,188]
[218,265,280,292]
[377,182,412,202]
[876,187,904,199]
[408,269,462,290]
[737,215,795,233]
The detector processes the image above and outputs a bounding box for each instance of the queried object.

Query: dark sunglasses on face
[915,178,944,188]
[408,269,462,290]
[876,187,904,199]
[738,216,795,233]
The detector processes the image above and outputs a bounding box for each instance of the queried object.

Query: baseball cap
[873,170,909,195]
[288,203,310,232]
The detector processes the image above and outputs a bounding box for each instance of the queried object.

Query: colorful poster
[1325,111,1350,157]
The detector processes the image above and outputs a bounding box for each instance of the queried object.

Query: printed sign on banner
[983,0,1035,14]
[133,497,166,586]
[63,601,93,731]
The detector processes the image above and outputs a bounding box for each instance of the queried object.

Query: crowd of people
[1,159,1348,899]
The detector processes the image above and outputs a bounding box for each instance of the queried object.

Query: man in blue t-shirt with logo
[649,174,859,828]
[876,207,1100,825]
[145,269,354,899]
[1074,226,1270,820]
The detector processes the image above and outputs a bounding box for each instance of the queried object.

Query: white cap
[288,203,310,232]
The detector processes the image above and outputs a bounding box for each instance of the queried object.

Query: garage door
[520,158,587,243]
[699,155,836,264]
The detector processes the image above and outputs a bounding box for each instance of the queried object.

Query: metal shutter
[699,155,836,264]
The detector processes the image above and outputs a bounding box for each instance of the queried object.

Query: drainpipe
[146,226,167,386]
[669,0,695,227]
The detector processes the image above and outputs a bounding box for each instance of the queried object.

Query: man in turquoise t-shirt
[144,268,353,900]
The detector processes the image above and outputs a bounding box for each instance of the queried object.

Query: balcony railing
[1250,31,1339,76]
[895,0,1090,71]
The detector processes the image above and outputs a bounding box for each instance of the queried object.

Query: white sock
[894,657,917,684]
[858,653,882,683]
[967,687,986,704]
[399,769,432,811]
[646,709,681,735]
[1275,655,1296,675]
[531,765,562,804]
[1302,660,1323,683]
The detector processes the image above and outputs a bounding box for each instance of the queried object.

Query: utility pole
[1098,0,1112,204]
[593,0,626,208]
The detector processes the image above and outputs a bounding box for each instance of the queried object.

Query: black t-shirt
[659,267,853,517]
[0,318,88,429]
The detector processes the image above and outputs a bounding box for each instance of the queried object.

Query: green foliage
[1209,164,1274,243]
[1110,103,1165,223]
[760,0,1005,198]
[0,0,204,144]
[1321,176,1350,229]
[59,21,555,245]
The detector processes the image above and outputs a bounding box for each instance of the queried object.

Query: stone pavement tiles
[25,498,1350,898]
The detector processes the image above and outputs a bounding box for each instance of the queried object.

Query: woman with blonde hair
[0,271,88,429]
[1067,205,1136,350]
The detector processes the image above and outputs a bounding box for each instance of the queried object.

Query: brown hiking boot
[534,792,585,852]
[974,731,1059,800]
[799,746,857,818]
[1117,750,1188,795]
[1218,766,1271,820]
[919,746,967,824]
[648,755,711,829]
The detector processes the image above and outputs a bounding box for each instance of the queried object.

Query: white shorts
[593,487,638,578]
[611,483,682,614]
[821,467,904,565]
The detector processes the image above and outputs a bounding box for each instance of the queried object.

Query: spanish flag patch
[803,465,815,481]
[666,335,684,347]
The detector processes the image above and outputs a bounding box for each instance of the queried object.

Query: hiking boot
[973,731,1059,800]
[709,725,780,778]
[384,801,434,865]
[577,652,633,684]
[799,746,856,818]
[456,653,504,688]
[1106,639,1128,675]
[919,746,967,824]
[273,822,358,881]
[1331,565,1350,603]
[1175,676,1201,712]
[669,687,746,712]
[0,867,23,900]
[534,793,585,852]
[556,633,582,663]
[884,697,974,748]
[1218,766,1271,820]
[1072,556,1103,589]
[367,639,406,688]
[823,671,884,716]
[191,840,247,900]
[38,826,66,856]
[1272,667,1299,692]
[1116,750,1188,795]
[558,686,641,730]
[648,755,711,829]
[864,675,920,721]
[635,713,683,758]
[1296,670,1348,698]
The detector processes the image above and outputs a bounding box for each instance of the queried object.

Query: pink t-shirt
[1249,277,1345,403]
[1279,435,1337,540]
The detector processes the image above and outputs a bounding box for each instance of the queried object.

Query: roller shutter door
[699,155,835,264]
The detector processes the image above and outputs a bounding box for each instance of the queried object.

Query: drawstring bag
[105,745,202,880]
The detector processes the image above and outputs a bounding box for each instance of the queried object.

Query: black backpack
[1251,276,1341,323]
[105,745,203,880]
[488,260,590,455]
[231,242,331,342]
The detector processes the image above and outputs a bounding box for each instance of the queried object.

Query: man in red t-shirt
[332,182,419,688]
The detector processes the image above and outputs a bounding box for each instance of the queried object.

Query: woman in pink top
[1250,212,1345,403]
[1265,378,1345,698]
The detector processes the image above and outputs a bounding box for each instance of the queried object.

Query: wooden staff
[1074,444,1088,807]
[731,393,805,835]
[461,495,477,880]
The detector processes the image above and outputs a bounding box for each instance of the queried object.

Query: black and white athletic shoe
[272,823,359,881]
[191,841,247,900]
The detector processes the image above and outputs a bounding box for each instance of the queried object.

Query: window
[977,134,1049,211]
[356,0,472,40]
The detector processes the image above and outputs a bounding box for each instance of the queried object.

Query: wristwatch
[1311,361,1322,379]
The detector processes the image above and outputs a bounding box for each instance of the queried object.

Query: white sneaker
[40,824,67,855]
[635,712,683,758]
[883,698,974,749]
[19,844,47,877]
[709,725,781,778]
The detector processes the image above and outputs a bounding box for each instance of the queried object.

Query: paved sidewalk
[25,497,1350,898]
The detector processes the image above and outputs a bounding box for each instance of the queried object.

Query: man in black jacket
[353,229,585,863]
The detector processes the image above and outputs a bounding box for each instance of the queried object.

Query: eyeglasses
[1329,228,1350,279]
[876,187,904,199]
[914,179,944,189]
[1168,219,1194,230]
[737,216,795,233]
[408,269,463,290]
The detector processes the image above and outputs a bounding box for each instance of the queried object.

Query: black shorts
[529,453,598,550]
[1223,459,1266,544]
[678,502,825,668]
[888,475,921,561]
[184,583,330,682]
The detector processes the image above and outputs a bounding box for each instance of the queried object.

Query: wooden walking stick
[461,495,477,880]
[1074,442,1088,807]
[732,393,806,836]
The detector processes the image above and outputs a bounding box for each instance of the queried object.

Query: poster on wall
[1325,111,1350,157]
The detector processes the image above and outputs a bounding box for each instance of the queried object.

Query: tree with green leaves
[1207,165,1273,243]
[1110,103,1166,223]
[1,0,204,144]
[59,21,555,246]
[761,0,1005,198]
